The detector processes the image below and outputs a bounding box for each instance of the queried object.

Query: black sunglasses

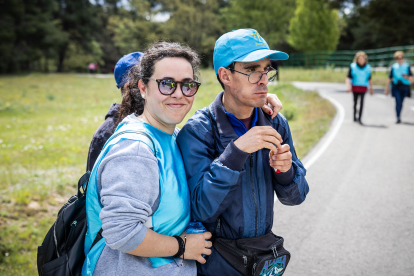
[147,78,201,97]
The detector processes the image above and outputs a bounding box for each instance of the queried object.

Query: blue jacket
[176,92,309,276]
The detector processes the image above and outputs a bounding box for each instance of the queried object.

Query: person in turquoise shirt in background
[346,51,374,124]
[385,51,413,124]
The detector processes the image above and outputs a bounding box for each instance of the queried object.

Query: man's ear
[218,67,231,86]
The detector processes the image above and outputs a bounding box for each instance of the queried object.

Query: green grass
[0,70,334,275]
[280,67,390,86]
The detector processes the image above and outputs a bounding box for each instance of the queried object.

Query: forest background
[2,0,414,74]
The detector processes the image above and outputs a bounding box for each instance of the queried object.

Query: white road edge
[302,92,345,169]
[291,82,345,170]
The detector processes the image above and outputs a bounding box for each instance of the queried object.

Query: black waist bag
[213,232,291,276]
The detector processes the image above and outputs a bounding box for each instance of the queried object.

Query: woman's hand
[345,78,352,93]
[384,87,389,96]
[370,87,374,95]
[180,231,212,264]
[261,93,282,119]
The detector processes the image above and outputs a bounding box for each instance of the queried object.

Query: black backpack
[37,171,103,276]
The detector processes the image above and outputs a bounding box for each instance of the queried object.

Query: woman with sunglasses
[83,42,211,276]
[345,51,374,124]
[385,51,413,123]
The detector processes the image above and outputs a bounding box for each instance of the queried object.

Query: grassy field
[0,70,335,275]
[280,67,390,86]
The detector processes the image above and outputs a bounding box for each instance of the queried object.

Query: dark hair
[217,62,235,90]
[115,41,200,127]
[120,86,127,95]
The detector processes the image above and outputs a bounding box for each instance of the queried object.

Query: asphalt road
[273,82,414,276]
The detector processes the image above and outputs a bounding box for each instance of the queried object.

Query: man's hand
[384,87,389,96]
[234,126,282,154]
[261,94,282,119]
[346,86,352,93]
[269,144,292,173]
[370,87,374,95]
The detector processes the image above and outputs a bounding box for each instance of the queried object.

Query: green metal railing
[283,45,414,69]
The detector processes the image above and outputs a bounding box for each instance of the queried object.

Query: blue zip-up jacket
[176,92,309,276]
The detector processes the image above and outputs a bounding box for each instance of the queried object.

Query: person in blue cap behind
[86,52,143,171]
[176,29,309,276]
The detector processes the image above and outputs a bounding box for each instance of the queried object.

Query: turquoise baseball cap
[213,29,289,75]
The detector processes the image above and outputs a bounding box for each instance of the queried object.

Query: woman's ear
[138,79,147,98]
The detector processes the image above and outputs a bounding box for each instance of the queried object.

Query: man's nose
[258,72,269,86]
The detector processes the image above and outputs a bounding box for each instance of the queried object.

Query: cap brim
[234,49,289,63]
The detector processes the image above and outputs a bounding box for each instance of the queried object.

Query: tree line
[1,0,412,74]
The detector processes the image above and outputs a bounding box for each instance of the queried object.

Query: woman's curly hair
[115,41,200,128]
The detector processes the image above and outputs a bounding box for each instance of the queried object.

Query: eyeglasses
[395,56,404,60]
[227,67,277,84]
[147,78,201,97]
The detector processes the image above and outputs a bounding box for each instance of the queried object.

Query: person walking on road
[385,51,413,124]
[346,51,374,124]
[176,29,309,276]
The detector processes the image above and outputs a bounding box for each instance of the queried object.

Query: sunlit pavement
[273,82,414,276]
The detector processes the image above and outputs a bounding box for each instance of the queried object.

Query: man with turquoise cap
[177,29,309,275]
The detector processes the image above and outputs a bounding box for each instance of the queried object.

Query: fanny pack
[213,231,291,276]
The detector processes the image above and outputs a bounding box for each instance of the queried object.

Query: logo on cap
[251,31,264,46]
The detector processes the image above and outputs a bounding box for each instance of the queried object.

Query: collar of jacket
[224,107,258,136]
[209,91,272,148]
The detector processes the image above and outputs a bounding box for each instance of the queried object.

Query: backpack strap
[78,171,91,197]
[91,228,103,249]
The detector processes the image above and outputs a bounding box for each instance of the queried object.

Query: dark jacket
[86,103,120,172]
[176,92,309,276]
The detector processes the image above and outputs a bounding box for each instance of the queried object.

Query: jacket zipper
[250,155,258,236]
